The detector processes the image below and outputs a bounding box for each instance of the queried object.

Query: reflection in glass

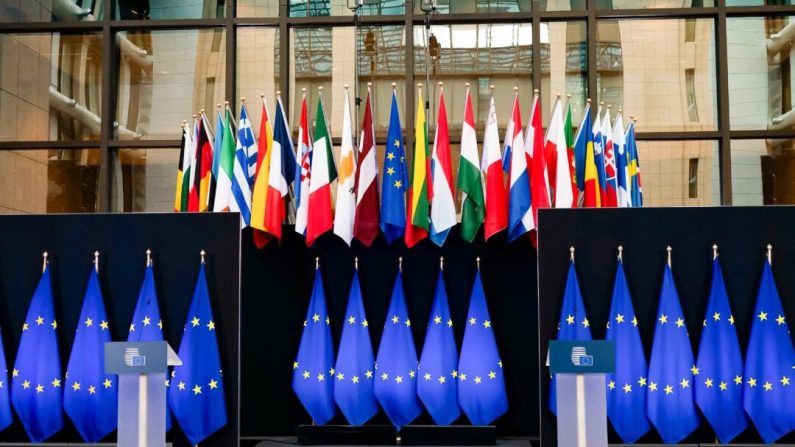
[237,0,279,17]
[596,19,717,132]
[290,0,404,17]
[0,149,98,214]
[636,140,719,206]
[732,139,795,206]
[727,17,794,131]
[726,0,791,5]
[116,29,226,141]
[358,26,406,135]
[414,0,531,13]
[237,28,280,137]
[542,21,586,127]
[114,0,224,20]
[111,148,179,212]
[0,33,103,142]
[0,0,104,22]
[596,0,714,8]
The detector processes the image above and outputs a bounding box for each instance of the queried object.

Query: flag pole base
[296,425,397,445]
[400,425,497,446]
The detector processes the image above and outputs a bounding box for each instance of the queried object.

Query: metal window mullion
[532,0,541,93]
[716,0,732,205]
[97,0,114,212]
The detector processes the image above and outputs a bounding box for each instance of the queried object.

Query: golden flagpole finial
[712,244,718,260]
[667,246,672,268]
[570,246,575,261]
[94,251,100,273]
[146,249,152,267]
[315,256,320,270]
[476,256,481,270]
[200,250,206,265]
[618,245,623,262]
[398,256,403,273]
[767,244,773,265]
[440,256,444,271]
[354,257,359,270]
[42,251,48,273]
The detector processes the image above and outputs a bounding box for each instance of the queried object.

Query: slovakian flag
[405,85,430,248]
[507,92,533,242]
[613,111,631,208]
[592,104,609,207]
[174,121,193,212]
[381,89,408,244]
[306,91,337,247]
[295,92,313,236]
[333,87,357,246]
[480,91,507,240]
[576,102,601,208]
[458,83,485,243]
[251,96,275,247]
[527,92,550,223]
[353,85,380,247]
[545,96,573,208]
[602,108,618,207]
[194,114,214,212]
[212,105,236,212]
[430,85,457,247]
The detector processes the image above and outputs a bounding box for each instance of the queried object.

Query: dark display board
[0,213,240,447]
[240,226,539,438]
[537,207,795,447]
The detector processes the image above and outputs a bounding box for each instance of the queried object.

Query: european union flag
[64,265,117,442]
[605,257,650,443]
[380,90,408,244]
[549,257,591,415]
[168,261,227,445]
[128,262,173,431]
[458,268,508,425]
[292,265,336,425]
[694,256,748,443]
[374,267,422,429]
[742,259,795,443]
[333,268,378,425]
[11,261,64,442]
[418,267,461,425]
[0,324,12,433]
[647,262,700,444]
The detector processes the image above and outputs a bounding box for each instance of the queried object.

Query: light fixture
[420,0,437,13]
[428,33,440,61]
[364,29,377,56]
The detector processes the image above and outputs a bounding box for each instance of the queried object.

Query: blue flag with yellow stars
[168,262,227,445]
[333,269,378,425]
[647,263,700,444]
[0,324,12,434]
[292,266,337,425]
[549,258,591,415]
[458,268,508,425]
[11,263,64,442]
[742,259,795,443]
[380,90,408,244]
[418,267,461,425]
[64,266,117,442]
[694,257,748,443]
[605,258,650,443]
[128,263,173,431]
[374,268,422,429]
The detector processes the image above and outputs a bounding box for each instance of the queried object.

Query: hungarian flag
[174,121,193,212]
[527,93,549,225]
[602,108,618,207]
[458,84,484,243]
[306,92,337,247]
[195,114,214,212]
[295,93,312,236]
[545,96,573,208]
[353,86,380,247]
[563,99,578,207]
[429,85,456,247]
[405,86,430,248]
[480,92,506,240]
[187,118,200,212]
[251,96,274,247]
[333,88,356,246]
[263,95,298,243]
[212,105,236,212]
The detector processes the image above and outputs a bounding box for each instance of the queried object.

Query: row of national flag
[2,252,226,445]
[174,87,643,248]
[293,258,508,429]
[551,246,794,444]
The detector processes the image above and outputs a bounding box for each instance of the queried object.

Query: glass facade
[0,1,794,215]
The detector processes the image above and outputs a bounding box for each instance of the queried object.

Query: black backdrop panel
[537,207,795,447]
[240,226,540,438]
[0,213,240,447]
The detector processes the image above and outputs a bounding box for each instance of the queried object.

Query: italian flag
[458,84,485,243]
[306,92,337,246]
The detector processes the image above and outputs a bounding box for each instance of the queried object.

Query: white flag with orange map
[333,88,357,245]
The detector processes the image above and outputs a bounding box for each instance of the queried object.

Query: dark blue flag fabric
[128,263,173,431]
[11,264,64,442]
[605,259,650,443]
[380,90,408,244]
[418,268,461,425]
[64,268,117,442]
[333,269,378,425]
[458,269,508,425]
[743,260,795,443]
[292,266,336,425]
[373,269,422,429]
[0,324,11,433]
[647,264,700,444]
[694,257,748,443]
[549,259,592,415]
[168,263,227,445]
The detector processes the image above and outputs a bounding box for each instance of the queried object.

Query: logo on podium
[124,347,146,367]
[570,346,593,366]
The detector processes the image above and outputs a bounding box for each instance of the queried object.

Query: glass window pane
[414,23,533,133]
[726,0,792,6]
[116,29,226,141]
[727,17,794,131]
[237,0,279,17]
[541,21,587,128]
[636,140,719,206]
[0,33,103,142]
[414,0,531,13]
[0,0,105,22]
[597,0,714,9]
[0,149,98,214]
[358,26,406,135]
[237,28,280,136]
[731,139,795,205]
[290,0,404,17]
[111,148,180,212]
[114,0,223,20]
[596,19,717,132]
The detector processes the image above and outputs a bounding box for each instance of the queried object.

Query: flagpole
[766,243,772,265]
[146,249,152,267]
[713,244,718,260]
[398,256,403,273]
[200,249,206,265]
[476,256,480,271]
[667,246,672,267]
[94,251,99,274]
[315,256,320,270]
[42,251,48,273]
[439,256,444,271]
[570,246,575,262]
[354,256,358,270]
[617,245,623,262]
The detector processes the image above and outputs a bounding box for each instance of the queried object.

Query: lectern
[105,341,182,447]
[549,340,615,447]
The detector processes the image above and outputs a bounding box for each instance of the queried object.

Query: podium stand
[548,341,615,447]
[105,341,182,447]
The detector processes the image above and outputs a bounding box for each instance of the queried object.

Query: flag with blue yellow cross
[168,254,227,445]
